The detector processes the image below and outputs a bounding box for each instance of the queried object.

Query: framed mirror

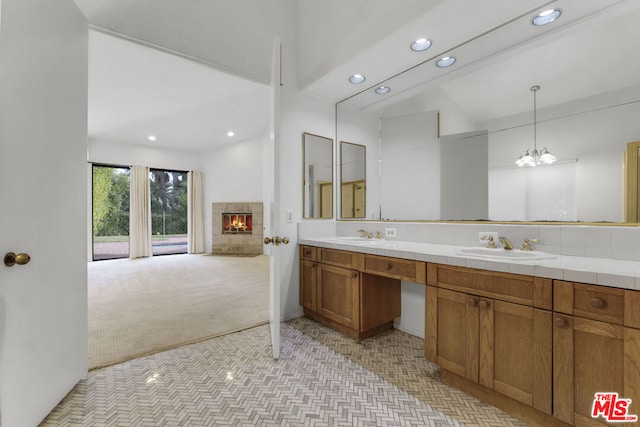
[340,142,366,218]
[303,132,333,219]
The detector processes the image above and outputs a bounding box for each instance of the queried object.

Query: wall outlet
[478,231,499,245]
[384,228,397,238]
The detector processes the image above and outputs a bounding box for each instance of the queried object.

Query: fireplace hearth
[212,203,263,255]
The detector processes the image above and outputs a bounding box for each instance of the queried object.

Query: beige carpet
[88,253,269,369]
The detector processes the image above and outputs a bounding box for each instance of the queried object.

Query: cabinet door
[317,263,360,330]
[554,315,640,426]
[489,300,552,414]
[300,259,317,311]
[435,288,480,382]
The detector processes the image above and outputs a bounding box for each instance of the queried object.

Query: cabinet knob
[351,271,358,279]
[554,316,568,328]
[386,263,393,270]
[478,300,489,310]
[589,297,606,309]
[467,298,478,307]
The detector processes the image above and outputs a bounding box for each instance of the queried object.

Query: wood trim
[533,277,553,310]
[466,295,480,382]
[442,371,573,427]
[574,316,624,340]
[625,290,640,329]
[625,327,640,416]
[554,280,574,314]
[478,298,494,389]
[624,141,640,222]
[426,262,438,286]
[425,285,438,362]
[363,254,426,284]
[553,314,574,425]
[533,309,552,415]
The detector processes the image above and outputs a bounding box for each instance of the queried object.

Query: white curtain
[129,165,152,258]
[188,170,205,253]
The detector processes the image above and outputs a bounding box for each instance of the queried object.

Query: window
[150,169,188,255]
[92,165,130,260]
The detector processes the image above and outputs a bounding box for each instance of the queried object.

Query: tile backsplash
[298,221,640,262]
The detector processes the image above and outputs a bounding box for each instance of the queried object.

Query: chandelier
[515,85,557,167]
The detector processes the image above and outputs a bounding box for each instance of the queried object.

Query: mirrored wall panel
[303,132,333,219]
[335,2,640,223]
[340,142,366,218]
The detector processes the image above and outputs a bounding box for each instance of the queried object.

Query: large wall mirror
[340,142,366,218]
[336,1,640,224]
[303,132,333,219]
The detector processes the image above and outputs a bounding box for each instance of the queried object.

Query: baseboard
[393,319,424,339]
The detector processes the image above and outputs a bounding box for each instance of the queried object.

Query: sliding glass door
[92,165,131,260]
[150,169,188,255]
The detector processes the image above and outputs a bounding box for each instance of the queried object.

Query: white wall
[380,111,440,220]
[440,130,488,220]
[485,86,640,222]
[203,136,264,251]
[336,105,380,219]
[88,139,205,171]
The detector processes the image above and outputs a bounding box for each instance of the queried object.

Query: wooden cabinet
[316,263,360,330]
[363,254,426,284]
[299,246,318,311]
[553,280,640,426]
[426,264,553,416]
[299,245,402,340]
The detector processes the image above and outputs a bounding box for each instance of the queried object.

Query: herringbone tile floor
[41,318,529,426]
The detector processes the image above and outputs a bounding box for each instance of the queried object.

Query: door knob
[4,252,31,267]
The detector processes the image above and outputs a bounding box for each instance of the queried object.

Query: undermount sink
[328,236,386,246]
[455,247,556,260]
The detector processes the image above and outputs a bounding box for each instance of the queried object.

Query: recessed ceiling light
[349,74,366,84]
[227,131,234,137]
[148,135,157,141]
[436,56,456,68]
[410,38,432,52]
[375,86,391,95]
[532,9,561,26]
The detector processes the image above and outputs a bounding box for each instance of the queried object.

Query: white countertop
[298,237,640,291]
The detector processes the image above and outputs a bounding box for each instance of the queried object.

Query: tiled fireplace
[212,202,263,255]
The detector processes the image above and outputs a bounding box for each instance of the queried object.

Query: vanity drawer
[300,245,317,261]
[363,255,426,284]
[433,264,537,307]
[320,248,364,270]
[554,281,625,325]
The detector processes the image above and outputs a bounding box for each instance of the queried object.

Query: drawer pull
[386,263,393,270]
[478,300,489,310]
[467,298,478,307]
[589,297,606,309]
[351,272,358,279]
[554,316,568,328]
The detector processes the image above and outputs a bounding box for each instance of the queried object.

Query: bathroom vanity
[298,237,640,427]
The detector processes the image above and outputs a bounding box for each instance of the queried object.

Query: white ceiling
[77,0,640,151]
[88,30,269,151]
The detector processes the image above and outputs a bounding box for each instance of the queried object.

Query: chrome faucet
[521,238,539,251]
[499,237,513,250]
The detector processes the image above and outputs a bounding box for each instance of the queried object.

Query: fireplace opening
[222,213,252,234]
